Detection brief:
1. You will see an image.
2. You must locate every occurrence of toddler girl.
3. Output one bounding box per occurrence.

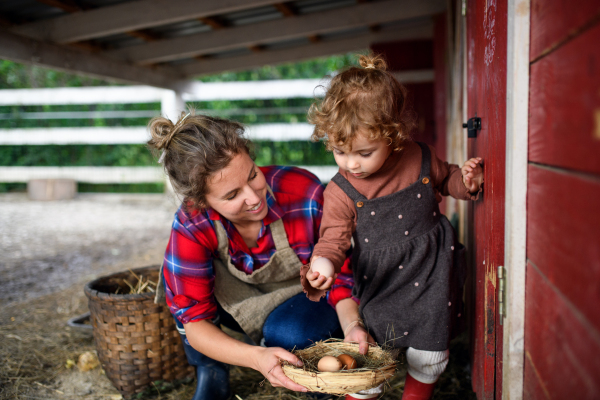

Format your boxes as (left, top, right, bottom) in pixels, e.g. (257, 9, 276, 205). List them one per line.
(300, 55, 483, 400)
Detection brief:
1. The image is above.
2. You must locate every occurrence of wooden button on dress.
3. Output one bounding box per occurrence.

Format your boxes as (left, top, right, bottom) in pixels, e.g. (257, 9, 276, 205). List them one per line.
(422, 177, 430, 184)
(357, 201, 364, 207)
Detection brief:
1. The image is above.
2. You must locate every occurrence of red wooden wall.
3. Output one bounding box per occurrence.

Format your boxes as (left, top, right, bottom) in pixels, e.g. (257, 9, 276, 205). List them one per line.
(433, 14, 448, 165)
(371, 30, 448, 210)
(525, 0, 600, 397)
(370, 39, 436, 148)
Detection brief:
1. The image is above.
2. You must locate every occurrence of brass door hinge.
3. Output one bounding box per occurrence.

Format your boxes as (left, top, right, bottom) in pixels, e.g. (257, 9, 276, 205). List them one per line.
(498, 265, 506, 325)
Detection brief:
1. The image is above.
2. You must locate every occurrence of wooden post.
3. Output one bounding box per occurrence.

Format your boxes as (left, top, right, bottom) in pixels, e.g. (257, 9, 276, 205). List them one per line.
(160, 90, 185, 200)
(503, 0, 529, 398)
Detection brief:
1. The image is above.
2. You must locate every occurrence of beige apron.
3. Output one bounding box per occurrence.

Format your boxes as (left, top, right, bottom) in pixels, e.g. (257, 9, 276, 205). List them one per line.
(155, 190, 304, 344)
(212, 215, 304, 344)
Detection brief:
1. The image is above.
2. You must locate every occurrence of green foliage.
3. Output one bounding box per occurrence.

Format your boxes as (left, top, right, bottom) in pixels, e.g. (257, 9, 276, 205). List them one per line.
(0, 144, 156, 167)
(0, 141, 333, 167)
(254, 141, 333, 166)
(78, 183, 165, 193)
(0, 59, 116, 89)
(0, 183, 26, 193)
(0, 103, 161, 128)
(0, 53, 361, 192)
(199, 53, 363, 82)
(0, 52, 362, 88)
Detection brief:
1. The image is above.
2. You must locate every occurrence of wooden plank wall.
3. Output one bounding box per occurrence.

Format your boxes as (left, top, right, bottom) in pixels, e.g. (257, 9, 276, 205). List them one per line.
(371, 39, 436, 147)
(371, 37, 448, 214)
(433, 13, 448, 215)
(526, 0, 600, 397)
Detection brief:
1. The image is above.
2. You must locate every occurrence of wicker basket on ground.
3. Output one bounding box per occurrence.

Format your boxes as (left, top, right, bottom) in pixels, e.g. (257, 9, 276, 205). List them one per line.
(84, 265, 194, 398)
(281, 339, 397, 395)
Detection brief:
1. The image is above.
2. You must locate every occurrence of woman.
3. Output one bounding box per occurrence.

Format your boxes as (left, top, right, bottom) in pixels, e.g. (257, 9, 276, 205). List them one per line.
(148, 112, 374, 400)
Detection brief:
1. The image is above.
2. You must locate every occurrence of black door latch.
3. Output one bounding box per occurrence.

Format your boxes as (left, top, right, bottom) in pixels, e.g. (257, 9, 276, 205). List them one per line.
(463, 117, 481, 138)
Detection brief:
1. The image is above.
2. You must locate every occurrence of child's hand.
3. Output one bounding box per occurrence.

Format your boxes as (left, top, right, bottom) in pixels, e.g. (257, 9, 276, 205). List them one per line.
(461, 157, 483, 193)
(307, 258, 337, 291)
(344, 322, 376, 355)
(307, 268, 336, 290)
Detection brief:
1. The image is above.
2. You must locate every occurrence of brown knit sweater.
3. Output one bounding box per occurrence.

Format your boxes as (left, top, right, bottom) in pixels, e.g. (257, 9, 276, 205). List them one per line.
(300, 140, 481, 300)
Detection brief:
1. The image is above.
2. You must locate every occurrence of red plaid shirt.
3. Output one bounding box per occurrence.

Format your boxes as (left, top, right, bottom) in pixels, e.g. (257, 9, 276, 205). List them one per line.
(163, 165, 354, 324)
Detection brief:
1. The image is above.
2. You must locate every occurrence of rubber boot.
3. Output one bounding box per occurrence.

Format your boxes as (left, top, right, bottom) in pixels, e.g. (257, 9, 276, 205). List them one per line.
(181, 336, 231, 400)
(401, 372, 436, 400)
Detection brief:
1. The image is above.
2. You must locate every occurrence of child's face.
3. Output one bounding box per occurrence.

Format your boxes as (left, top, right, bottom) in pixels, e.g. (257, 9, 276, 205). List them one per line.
(331, 132, 392, 179)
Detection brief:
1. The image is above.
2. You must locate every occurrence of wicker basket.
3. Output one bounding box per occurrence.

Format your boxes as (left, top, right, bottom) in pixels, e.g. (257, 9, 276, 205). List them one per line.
(281, 339, 396, 395)
(84, 265, 194, 398)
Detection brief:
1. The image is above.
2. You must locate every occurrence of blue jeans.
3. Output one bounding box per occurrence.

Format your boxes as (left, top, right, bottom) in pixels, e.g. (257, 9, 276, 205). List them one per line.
(262, 292, 343, 349)
(175, 292, 343, 351)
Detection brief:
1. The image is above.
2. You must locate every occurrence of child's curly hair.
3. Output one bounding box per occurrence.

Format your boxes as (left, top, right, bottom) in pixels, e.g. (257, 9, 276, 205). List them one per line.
(308, 54, 415, 152)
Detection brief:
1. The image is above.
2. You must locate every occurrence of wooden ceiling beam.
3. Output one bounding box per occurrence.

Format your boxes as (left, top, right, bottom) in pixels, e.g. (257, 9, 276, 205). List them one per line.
(34, 0, 88, 13)
(0, 29, 183, 89)
(126, 30, 162, 42)
(35, 1, 162, 47)
(307, 35, 321, 44)
(274, 3, 297, 17)
(10, 0, 284, 44)
(108, 0, 444, 65)
(0, 16, 14, 28)
(177, 22, 433, 78)
(198, 17, 227, 30)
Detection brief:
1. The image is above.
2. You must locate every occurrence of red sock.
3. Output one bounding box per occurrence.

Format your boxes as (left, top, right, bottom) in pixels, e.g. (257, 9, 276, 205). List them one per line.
(401, 372, 436, 400)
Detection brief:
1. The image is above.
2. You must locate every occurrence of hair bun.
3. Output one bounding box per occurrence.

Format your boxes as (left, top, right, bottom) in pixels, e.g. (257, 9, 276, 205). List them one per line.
(147, 117, 175, 150)
(358, 54, 387, 71)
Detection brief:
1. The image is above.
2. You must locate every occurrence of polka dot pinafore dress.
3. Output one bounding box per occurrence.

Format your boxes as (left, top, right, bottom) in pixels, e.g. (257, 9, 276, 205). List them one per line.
(331, 142, 466, 351)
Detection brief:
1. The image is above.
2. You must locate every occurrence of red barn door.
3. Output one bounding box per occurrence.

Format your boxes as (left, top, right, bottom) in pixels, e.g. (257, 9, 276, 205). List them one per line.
(465, 0, 507, 398)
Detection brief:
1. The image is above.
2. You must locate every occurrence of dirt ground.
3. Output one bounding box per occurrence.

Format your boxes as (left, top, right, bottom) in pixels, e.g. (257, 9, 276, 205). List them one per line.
(0, 193, 475, 400)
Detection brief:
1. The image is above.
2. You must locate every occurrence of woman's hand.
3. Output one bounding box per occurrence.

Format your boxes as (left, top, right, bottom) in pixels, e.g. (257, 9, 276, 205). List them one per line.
(250, 346, 307, 392)
(185, 320, 307, 392)
(344, 323, 375, 355)
(461, 157, 484, 193)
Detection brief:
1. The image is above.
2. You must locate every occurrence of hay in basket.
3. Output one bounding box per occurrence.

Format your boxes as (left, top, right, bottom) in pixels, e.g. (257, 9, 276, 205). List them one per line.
(280, 339, 397, 395)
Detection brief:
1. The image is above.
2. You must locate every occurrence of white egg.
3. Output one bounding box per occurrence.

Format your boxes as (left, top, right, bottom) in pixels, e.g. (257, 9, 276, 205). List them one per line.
(311, 257, 335, 278)
(317, 355, 342, 372)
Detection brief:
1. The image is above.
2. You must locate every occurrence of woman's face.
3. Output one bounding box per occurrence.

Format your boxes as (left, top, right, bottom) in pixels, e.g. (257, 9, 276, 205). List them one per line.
(204, 152, 269, 225)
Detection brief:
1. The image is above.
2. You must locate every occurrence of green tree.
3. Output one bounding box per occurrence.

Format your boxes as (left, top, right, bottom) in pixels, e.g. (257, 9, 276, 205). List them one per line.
(0, 52, 365, 192)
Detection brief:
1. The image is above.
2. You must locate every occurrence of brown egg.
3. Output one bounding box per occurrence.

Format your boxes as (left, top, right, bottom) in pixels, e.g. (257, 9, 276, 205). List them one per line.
(337, 354, 357, 370)
(317, 355, 342, 372)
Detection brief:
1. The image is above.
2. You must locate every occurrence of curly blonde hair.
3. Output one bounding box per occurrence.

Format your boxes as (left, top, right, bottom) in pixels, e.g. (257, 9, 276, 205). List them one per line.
(308, 54, 415, 152)
(147, 111, 251, 210)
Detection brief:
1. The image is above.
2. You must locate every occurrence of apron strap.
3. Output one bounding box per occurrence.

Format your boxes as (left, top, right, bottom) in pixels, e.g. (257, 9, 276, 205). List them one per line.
(269, 218, 291, 251)
(154, 261, 167, 304)
(416, 142, 432, 180)
(331, 172, 368, 202)
(263, 185, 293, 251)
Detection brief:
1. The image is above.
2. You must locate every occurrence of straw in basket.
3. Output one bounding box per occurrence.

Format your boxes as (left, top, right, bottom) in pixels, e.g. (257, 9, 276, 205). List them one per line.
(281, 339, 397, 395)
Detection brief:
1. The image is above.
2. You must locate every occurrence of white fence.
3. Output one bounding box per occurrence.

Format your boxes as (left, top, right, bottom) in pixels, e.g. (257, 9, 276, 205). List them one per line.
(0, 80, 339, 185)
